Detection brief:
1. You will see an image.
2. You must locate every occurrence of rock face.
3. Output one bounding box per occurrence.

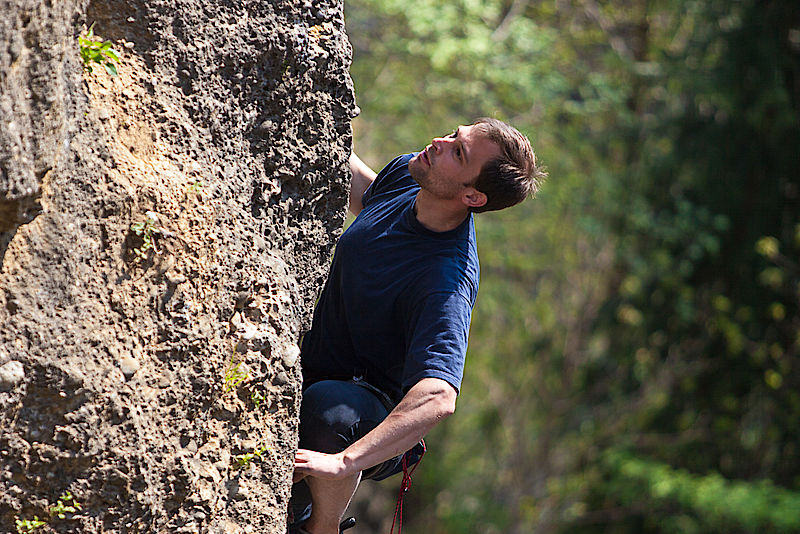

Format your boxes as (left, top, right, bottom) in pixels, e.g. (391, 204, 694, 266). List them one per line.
(0, 0, 356, 532)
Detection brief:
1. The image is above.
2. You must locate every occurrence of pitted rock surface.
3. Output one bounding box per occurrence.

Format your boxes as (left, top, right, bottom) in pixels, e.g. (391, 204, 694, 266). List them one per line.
(0, 0, 355, 532)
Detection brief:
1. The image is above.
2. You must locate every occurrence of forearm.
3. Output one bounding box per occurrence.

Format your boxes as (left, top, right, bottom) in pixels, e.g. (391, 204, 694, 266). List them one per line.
(340, 378, 456, 473)
(348, 152, 377, 216)
(293, 378, 457, 480)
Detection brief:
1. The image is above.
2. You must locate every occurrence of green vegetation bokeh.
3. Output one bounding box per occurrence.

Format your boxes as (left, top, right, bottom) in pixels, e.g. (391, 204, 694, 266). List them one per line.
(345, 0, 799, 532)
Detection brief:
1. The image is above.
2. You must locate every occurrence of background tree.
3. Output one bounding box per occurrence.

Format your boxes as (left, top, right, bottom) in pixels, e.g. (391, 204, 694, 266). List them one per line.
(345, 0, 800, 532)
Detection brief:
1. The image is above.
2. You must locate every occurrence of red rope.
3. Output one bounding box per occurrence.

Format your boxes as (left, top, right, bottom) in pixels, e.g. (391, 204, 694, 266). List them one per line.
(389, 440, 426, 534)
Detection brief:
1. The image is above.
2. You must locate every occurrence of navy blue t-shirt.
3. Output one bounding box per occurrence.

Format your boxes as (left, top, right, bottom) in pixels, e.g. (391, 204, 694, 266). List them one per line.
(300, 153, 480, 403)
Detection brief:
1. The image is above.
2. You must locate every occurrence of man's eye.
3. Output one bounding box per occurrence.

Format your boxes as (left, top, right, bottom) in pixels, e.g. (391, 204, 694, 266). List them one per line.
(455, 147, 462, 158)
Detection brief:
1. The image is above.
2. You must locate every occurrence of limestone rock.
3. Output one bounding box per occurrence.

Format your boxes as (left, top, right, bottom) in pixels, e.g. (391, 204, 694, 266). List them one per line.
(0, 360, 24, 391)
(0, 0, 355, 531)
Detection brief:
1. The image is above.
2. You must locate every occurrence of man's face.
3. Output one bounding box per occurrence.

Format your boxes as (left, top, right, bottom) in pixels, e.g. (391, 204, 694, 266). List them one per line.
(408, 124, 500, 202)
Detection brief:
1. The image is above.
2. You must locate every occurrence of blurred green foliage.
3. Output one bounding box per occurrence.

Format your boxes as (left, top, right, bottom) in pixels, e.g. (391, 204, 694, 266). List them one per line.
(604, 450, 800, 533)
(345, 0, 799, 532)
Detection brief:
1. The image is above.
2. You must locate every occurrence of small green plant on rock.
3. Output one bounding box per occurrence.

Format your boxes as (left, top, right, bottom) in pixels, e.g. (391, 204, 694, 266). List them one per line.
(15, 517, 46, 533)
(14, 491, 81, 533)
(250, 389, 266, 408)
(49, 491, 81, 520)
(79, 22, 120, 76)
(130, 213, 158, 260)
(233, 445, 269, 469)
(223, 361, 249, 393)
(187, 179, 204, 194)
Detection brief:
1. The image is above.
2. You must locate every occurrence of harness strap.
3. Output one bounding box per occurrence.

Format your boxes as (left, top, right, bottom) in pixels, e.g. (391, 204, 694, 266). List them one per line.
(389, 438, 426, 534)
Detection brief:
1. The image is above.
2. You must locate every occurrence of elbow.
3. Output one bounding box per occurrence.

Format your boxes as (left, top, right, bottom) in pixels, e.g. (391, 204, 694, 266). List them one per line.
(439, 402, 456, 420)
(434, 388, 457, 420)
(413, 378, 457, 422)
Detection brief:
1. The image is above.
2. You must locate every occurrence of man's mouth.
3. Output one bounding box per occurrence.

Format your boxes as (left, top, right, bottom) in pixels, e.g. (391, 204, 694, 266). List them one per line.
(421, 148, 430, 166)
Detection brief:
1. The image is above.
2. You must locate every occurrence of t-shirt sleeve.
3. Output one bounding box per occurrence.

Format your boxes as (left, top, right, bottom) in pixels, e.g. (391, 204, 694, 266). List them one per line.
(402, 291, 473, 395)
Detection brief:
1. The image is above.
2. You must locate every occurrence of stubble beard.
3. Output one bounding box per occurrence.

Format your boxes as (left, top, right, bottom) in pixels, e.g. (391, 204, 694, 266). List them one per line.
(408, 156, 429, 188)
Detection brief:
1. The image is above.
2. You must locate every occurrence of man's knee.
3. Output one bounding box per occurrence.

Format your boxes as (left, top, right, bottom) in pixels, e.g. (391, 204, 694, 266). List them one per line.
(299, 380, 389, 454)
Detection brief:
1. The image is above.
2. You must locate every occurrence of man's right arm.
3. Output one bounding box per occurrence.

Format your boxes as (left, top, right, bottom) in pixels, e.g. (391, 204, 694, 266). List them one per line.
(349, 152, 377, 216)
(293, 377, 457, 481)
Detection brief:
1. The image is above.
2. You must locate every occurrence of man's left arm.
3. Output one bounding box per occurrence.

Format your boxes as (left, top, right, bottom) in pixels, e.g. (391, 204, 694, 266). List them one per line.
(294, 377, 456, 480)
(349, 152, 377, 216)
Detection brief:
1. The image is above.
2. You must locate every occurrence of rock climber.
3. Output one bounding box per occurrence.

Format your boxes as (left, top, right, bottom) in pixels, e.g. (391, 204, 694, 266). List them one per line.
(289, 118, 545, 534)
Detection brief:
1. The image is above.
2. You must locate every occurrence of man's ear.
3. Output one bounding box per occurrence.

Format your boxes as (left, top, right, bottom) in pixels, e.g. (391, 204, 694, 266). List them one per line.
(462, 188, 487, 209)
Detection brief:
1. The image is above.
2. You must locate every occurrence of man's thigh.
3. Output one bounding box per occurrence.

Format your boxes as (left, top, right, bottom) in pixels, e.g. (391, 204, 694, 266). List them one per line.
(298, 379, 400, 478)
(291, 380, 399, 525)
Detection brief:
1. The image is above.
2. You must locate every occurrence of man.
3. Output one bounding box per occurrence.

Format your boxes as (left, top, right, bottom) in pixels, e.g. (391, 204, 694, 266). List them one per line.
(291, 118, 545, 534)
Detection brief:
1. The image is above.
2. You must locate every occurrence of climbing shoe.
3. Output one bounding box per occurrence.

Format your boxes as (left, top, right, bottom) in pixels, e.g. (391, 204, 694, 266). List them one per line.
(290, 516, 356, 534)
(339, 517, 356, 531)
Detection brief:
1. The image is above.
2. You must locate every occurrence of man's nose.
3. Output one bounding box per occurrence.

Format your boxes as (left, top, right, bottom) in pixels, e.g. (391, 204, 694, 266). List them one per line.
(432, 137, 452, 150)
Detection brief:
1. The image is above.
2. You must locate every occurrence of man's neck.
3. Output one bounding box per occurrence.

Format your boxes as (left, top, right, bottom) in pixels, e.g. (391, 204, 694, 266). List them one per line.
(413, 191, 470, 233)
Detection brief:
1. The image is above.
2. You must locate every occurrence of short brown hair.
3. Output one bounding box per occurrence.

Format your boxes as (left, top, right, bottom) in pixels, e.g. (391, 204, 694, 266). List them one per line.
(470, 118, 546, 213)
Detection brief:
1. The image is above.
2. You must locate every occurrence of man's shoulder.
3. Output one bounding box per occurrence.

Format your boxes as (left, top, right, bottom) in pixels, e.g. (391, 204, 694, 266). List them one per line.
(382, 153, 415, 174)
(408, 244, 480, 307)
(363, 153, 418, 205)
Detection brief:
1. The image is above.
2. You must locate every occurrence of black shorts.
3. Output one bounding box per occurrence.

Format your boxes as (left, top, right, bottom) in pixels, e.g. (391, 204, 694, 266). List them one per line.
(290, 379, 423, 525)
